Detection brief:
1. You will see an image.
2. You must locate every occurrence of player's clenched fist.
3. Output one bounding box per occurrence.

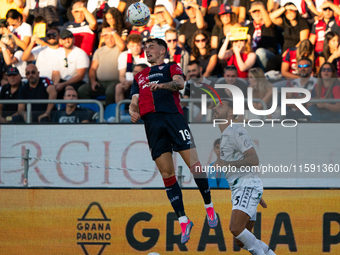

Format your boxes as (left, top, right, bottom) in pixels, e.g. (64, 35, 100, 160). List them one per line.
(130, 111, 141, 123)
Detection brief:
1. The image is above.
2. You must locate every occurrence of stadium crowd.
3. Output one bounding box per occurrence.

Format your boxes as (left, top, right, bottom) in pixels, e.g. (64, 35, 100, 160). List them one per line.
(1, 0, 340, 123)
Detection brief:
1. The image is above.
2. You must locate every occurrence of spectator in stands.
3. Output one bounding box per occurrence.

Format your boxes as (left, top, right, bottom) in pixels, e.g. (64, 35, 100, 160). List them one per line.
(178, 1, 208, 52)
(218, 32, 256, 78)
(0, 33, 26, 77)
(308, 62, 340, 121)
(21, 27, 60, 79)
(129, 22, 151, 45)
(207, 138, 229, 188)
(98, 8, 126, 49)
(165, 29, 190, 75)
(211, 4, 241, 50)
(23, 0, 59, 26)
(318, 31, 340, 77)
(282, 39, 315, 79)
(184, 60, 214, 121)
(286, 58, 317, 120)
(0, 67, 22, 123)
(191, 30, 219, 77)
(78, 27, 120, 106)
(215, 65, 248, 99)
(13, 63, 57, 123)
(239, 0, 275, 24)
(155, 0, 183, 18)
(6, 9, 32, 50)
(62, 1, 97, 56)
(247, 2, 277, 70)
(150, 5, 177, 41)
(87, 0, 125, 18)
(115, 34, 148, 104)
(309, 0, 340, 56)
(52, 87, 90, 123)
(51, 29, 90, 98)
(0, 0, 24, 20)
(269, 2, 310, 54)
(248, 67, 273, 110)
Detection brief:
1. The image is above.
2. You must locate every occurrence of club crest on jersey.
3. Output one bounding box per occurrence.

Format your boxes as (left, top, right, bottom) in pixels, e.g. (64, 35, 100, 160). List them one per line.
(159, 66, 164, 70)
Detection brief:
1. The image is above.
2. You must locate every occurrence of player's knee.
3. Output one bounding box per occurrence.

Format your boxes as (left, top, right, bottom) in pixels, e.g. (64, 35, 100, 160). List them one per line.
(229, 224, 244, 237)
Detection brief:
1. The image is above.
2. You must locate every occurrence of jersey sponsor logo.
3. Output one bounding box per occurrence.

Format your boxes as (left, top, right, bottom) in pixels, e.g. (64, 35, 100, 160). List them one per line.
(244, 139, 252, 148)
(148, 73, 163, 79)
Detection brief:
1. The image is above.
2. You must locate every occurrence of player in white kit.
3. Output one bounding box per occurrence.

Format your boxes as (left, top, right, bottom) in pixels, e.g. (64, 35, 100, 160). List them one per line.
(213, 99, 275, 255)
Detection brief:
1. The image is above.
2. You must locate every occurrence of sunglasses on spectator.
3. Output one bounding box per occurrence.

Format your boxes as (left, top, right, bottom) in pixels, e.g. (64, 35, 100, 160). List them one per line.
(195, 38, 206, 43)
(321, 67, 333, 72)
(26, 71, 36, 75)
(298, 64, 311, 68)
(64, 58, 68, 68)
(167, 39, 177, 43)
(323, 7, 332, 11)
(46, 32, 57, 38)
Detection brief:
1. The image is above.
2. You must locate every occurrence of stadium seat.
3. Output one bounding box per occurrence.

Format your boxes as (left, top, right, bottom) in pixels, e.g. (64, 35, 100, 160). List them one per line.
(78, 103, 100, 112)
(104, 103, 134, 123)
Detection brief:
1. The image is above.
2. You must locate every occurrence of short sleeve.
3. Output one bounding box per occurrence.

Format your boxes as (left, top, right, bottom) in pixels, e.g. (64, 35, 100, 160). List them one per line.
(170, 63, 185, 79)
(118, 51, 128, 70)
(129, 78, 139, 98)
(299, 18, 310, 31)
(311, 23, 317, 35)
(239, 0, 246, 7)
(211, 25, 219, 37)
(92, 47, 100, 62)
(14, 50, 24, 62)
(76, 48, 90, 69)
(283, 49, 291, 62)
(31, 45, 44, 60)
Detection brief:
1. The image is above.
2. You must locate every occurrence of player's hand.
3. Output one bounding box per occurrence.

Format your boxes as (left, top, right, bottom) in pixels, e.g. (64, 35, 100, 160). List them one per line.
(91, 81, 100, 91)
(130, 111, 141, 123)
(149, 83, 163, 91)
(259, 198, 267, 208)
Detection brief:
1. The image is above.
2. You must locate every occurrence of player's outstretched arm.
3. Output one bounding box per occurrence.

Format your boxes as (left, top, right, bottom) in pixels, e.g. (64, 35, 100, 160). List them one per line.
(149, 75, 184, 91)
(129, 95, 141, 123)
(215, 147, 259, 169)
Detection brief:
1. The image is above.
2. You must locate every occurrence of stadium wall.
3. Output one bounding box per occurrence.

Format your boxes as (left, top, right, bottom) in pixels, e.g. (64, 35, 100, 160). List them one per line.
(0, 189, 339, 255)
(0, 123, 340, 188)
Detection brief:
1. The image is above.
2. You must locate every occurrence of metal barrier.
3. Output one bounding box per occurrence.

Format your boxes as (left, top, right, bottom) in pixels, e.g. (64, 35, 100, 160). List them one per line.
(114, 98, 268, 123)
(0, 99, 104, 123)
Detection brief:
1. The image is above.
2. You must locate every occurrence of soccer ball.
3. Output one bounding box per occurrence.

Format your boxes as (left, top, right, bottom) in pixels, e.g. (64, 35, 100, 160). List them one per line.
(127, 2, 151, 26)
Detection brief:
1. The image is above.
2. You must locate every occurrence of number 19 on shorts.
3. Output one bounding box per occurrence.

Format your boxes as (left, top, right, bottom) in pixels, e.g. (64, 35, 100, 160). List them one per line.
(179, 129, 191, 141)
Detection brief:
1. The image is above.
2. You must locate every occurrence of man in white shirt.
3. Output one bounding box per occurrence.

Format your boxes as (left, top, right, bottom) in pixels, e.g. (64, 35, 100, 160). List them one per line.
(51, 29, 90, 98)
(22, 27, 60, 79)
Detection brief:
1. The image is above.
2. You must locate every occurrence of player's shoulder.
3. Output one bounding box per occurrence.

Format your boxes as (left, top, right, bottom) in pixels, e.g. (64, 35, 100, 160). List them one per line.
(226, 124, 250, 137)
(134, 66, 152, 83)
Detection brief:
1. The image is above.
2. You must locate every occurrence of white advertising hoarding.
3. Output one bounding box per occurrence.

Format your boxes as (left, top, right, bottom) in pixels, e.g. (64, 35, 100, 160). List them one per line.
(0, 124, 339, 188)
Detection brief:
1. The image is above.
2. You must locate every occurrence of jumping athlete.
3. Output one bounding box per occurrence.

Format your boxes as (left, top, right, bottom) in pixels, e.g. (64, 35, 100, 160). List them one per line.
(213, 99, 275, 255)
(129, 38, 218, 244)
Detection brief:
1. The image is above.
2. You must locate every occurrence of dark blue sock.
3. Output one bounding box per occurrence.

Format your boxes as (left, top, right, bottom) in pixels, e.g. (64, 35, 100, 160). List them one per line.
(163, 176, 185, 218)
(190, 162, 211, 205)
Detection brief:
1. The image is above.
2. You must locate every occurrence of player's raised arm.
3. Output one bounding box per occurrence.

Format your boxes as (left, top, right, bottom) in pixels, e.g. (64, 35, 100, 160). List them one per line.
(216, 147, 259, 169)
(149, 74, 185, 91)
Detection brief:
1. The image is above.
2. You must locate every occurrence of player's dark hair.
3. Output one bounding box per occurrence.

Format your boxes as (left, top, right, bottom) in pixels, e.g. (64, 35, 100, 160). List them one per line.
(145, 38, 168, 57)
(213, 138, 220, 147)
(220, 98, 238, 119)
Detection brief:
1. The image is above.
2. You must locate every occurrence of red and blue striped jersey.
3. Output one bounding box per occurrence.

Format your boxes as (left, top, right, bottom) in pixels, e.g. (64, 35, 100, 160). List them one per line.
(130, 63, 185, 117)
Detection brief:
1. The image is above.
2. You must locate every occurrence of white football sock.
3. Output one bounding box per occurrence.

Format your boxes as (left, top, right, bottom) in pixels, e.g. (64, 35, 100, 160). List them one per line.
(178, 216, 188, 224)
(258, 240, 276, 255)
(236, 229, 265, 255)
(204, 202, 213, 208)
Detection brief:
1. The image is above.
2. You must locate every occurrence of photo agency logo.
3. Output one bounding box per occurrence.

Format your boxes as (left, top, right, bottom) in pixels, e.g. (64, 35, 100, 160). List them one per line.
(200, 83, 312, 127)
